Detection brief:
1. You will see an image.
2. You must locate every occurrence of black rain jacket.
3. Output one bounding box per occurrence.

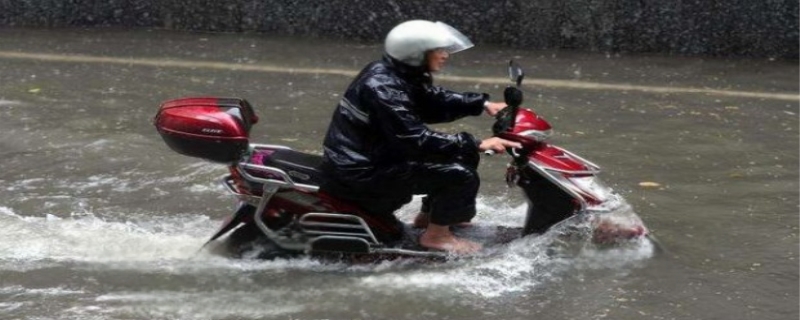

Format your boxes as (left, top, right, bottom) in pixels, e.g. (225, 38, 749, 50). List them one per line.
(321, 55, 488, 186)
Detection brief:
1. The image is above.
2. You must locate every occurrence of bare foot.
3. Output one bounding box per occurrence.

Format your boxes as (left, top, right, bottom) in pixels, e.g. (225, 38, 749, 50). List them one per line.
(419, 224, 482, 254)
(412, 212, 473, 229)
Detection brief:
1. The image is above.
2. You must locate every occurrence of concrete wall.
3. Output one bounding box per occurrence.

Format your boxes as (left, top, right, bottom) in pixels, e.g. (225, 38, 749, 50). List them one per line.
(1, 0, 797, 58)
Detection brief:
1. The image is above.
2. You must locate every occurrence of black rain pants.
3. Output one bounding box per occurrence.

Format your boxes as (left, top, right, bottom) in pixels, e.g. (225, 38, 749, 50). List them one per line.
(323, 154, 480, 226)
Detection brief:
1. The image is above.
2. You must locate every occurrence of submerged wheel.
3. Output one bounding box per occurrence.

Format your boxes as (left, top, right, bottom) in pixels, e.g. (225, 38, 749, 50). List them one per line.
(224, 222, 299, 260)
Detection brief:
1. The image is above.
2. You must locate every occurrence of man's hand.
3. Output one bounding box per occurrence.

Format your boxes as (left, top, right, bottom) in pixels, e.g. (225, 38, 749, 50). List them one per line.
(483, 101, 507, 117)
(479, 137, 522, 153)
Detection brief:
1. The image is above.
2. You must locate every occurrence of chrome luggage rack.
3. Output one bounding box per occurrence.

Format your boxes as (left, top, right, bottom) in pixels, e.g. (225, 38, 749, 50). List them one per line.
(220, 144, 452, 258)
(219, 144, 380, 253)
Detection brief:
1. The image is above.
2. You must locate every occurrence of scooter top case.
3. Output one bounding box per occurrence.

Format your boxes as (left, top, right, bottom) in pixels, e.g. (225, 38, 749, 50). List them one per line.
(154, 97, 258, 163)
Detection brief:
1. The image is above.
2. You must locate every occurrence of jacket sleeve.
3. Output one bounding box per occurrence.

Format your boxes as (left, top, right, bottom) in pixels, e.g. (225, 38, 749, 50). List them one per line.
(415, 85, 488, 124)
(364, 82, 480, 157)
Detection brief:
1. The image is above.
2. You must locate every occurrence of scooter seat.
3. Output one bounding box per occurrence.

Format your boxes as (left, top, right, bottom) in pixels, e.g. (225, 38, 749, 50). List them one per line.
(261, 149, 326, 186)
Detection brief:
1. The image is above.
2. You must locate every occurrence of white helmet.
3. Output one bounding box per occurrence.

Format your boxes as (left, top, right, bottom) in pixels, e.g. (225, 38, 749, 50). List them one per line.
(384, 20, 474, 67)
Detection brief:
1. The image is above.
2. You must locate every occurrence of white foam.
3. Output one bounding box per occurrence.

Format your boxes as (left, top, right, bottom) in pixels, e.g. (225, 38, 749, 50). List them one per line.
(91, 290, 306, 319)
(82, 139, 113, 150)
(0, 302, 24, 313)
(0, 207, 208, 266)
(0, 285, 84, 296)
(0, 207, 347, 274)
(0, 99, 23, 107)
(358, 226, 566, 298)
(362, 194, 655, 297)
(13, 162, 229, 195)
(4, 178, 46, 191)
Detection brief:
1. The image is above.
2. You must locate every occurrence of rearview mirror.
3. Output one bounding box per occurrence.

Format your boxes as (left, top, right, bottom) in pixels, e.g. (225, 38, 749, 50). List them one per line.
(504, 60, 524, 108)
(508, 60, 524, 87)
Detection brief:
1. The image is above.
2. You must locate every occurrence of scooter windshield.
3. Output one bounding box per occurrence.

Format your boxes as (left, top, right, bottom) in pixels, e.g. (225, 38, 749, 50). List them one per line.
(436, 21, 474, 54)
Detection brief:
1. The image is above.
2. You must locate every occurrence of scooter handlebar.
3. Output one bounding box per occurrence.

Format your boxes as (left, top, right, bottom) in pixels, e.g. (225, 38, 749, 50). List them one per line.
(484, 147, 521, 156)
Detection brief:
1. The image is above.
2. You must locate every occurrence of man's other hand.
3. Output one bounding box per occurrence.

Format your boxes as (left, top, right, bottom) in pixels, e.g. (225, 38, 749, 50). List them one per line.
(484, 101, 508, 117)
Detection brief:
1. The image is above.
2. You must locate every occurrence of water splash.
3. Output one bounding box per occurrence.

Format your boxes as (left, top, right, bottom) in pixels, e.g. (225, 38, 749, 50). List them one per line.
(0, 206, 207, 266)
(358, 195, 654, 297)
(0, 193, 654, 298)
(0, 207, 353, 274)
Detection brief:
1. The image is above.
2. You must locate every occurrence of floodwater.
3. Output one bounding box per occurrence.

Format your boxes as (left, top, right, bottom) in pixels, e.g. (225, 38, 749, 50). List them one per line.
(0, 28, 797, 320)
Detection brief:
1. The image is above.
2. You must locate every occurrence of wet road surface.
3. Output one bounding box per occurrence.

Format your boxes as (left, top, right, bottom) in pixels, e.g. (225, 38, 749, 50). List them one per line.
(0, 28, 797, 320)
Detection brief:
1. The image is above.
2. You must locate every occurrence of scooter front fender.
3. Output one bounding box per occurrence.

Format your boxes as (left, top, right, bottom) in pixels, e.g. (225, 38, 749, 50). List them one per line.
(525, 145, 612, 210)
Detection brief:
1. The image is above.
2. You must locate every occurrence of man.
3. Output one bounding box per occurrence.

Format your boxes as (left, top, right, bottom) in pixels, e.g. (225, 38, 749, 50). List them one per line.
(321, 20, 520, 254)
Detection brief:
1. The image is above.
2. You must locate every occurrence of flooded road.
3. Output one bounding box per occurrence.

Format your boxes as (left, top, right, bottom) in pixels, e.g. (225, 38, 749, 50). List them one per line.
(0, 28, 797, 320)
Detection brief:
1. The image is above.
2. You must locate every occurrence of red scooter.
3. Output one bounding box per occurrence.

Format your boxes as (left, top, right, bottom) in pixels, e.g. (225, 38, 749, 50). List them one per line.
(154, 62, 648, 260)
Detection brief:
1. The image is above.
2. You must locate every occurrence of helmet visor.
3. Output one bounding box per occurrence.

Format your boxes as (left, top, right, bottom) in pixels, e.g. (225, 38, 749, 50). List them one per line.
(435, 21, 474, 54)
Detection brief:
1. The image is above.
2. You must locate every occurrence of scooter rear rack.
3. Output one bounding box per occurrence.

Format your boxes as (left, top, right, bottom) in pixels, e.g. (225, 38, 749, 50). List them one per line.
(219, 144, 454, 258)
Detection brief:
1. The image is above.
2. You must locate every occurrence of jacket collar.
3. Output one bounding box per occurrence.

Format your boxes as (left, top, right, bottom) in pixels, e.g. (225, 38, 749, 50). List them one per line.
(382, 54, 432, 85)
